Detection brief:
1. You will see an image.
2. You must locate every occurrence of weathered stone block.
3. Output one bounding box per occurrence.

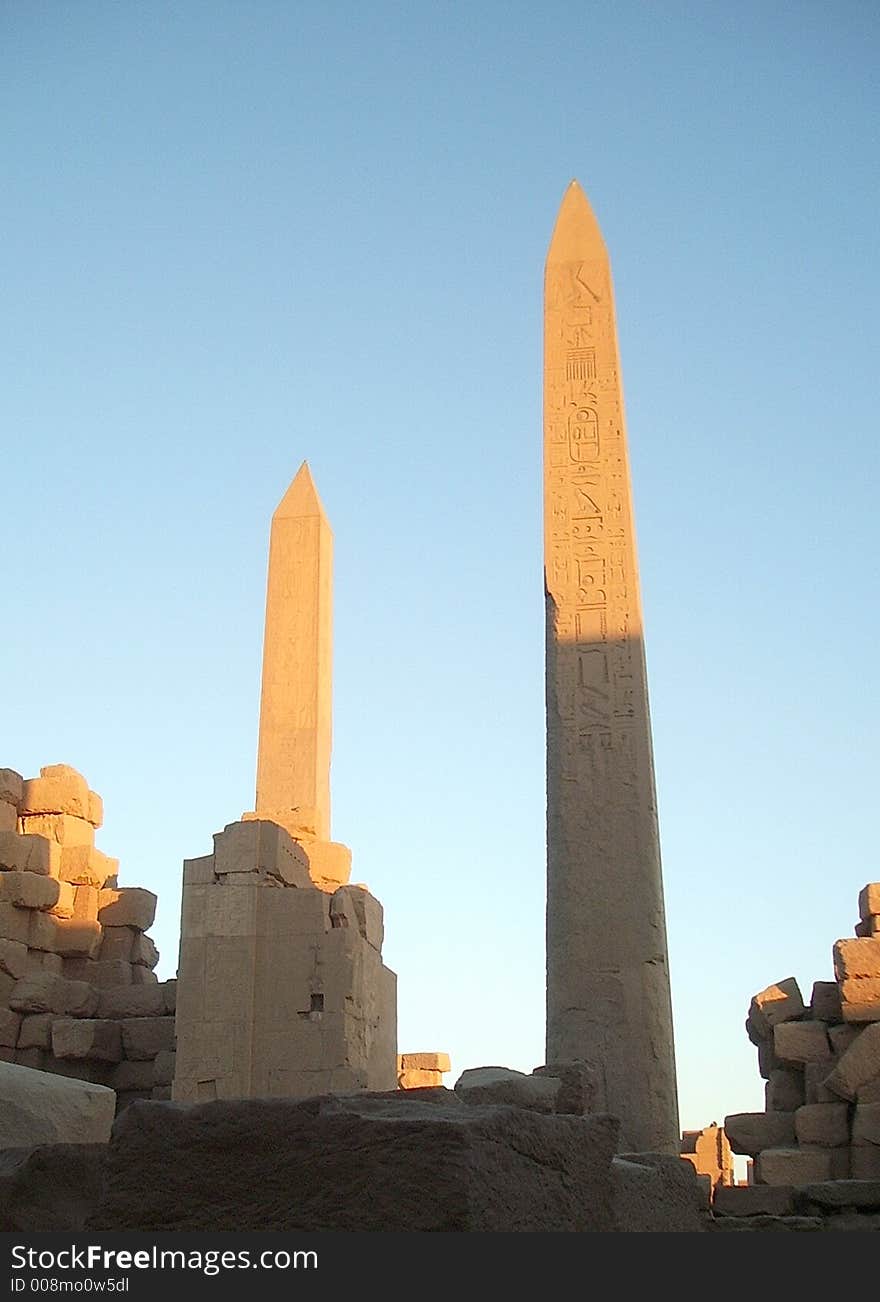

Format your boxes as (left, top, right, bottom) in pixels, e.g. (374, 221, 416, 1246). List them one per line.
(0, 1142, 107, 1232)
(52, 1019, 122, 1063)
(97, 887, 156, 932)
(714, 1184, 795, 1216)
(9, 974, 97, 1018)
(204, 881, 260, 938)
(611, 1155, 705, 1231)
(794, 1102, 849, 1147)
(0, 832, 58, 877)
(455, 1066, 560, 1113)
(835, 938, 880, 980)
(0, 770, 23, 807)
(99, 926, 134, 963)
(183, 855, 215, 885)
(18, 814, 94, 847)
(29, 913, 101, 958)
(15, 1048, 46, 1071)
(88, 1096, 620, 1231)
(839, 977, 880, 1023)
(302, 840, 352, 891)
(132, 966, 159, 987)
(724, 1112, 796, 1157)
(0, 872, 74, 917)
(850, 1147, 880, 1178)
(0, 938, 29, 981)
(811, 981, 843, 1023)
(40, 1057, 114, 1088)
(71, 885, 100, 921)
(0, 1009, 21, 1048)
(20, 768, 90, 820)
(110, 1060, 163, 1092)
(24, 951, 62, 977)
(532, 1061, 602, 1115)
(398, 1068, 444, 1088)
(400, 1052, 451, 1072)
(757, 1147, 832, 1185)
(121, 1017, 175, 1061)
(59, 846, 117, 888)
(851, 1103, 880, 1146)
(152, 1050, 175, 1087)
(330, 885, 382, 949)
(0, 903, 30, 945)
(766, 1067, 805, 1112)
(0, 802, 17, 833)
(96, 985, 165, 1019)
(802, 1143, 850, 1179)
(0, 1061, 115, 1148)
(131, 933, 159, 969)
(824, 1023, 880, 1100)
(747, 979, 805, 1042)
(829, 1022, 861, 1055)
(213, 821, 310, 887)
(774, 1020, 831, 1065)
(86, 791, 103, 828)
(859, 884, 880, 921)
(16, 1014, 53, 1050)
(804, 1062, 837, 1104)
(255, 883, 328, 938)
(858, 1073, 880, 1102)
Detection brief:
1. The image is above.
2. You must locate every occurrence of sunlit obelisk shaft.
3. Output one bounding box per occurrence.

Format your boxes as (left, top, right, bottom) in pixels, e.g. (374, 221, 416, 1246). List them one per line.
(255, 461, 332, 840)
(544, 182, 678, 1152)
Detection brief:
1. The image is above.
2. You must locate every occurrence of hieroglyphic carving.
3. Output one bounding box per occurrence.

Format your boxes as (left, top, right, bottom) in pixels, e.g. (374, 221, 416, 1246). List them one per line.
(544, 182, 678, 1153)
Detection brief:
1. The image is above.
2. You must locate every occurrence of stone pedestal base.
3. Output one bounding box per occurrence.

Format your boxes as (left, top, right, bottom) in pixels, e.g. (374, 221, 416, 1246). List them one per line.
(172, 820, 396, 1102)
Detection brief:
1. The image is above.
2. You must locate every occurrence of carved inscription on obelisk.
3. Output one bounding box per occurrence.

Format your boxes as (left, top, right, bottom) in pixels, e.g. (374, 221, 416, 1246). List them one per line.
(544, 181, 679, 1152)
(255, 461, 332, 840)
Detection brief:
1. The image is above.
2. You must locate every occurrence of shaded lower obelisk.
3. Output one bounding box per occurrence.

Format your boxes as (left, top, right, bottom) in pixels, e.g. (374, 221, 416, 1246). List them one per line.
(173, 463, 397, 1102)
(544, 181, 679, 1152)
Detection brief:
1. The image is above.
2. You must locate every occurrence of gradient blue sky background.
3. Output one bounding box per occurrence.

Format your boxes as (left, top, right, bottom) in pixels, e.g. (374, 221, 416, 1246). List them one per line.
(3, 2, 878, 1131)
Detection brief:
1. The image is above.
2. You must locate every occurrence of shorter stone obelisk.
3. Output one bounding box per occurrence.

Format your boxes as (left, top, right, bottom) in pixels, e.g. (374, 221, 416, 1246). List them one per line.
(256, 461, 332, 841)
(173, 463, 397, 1103)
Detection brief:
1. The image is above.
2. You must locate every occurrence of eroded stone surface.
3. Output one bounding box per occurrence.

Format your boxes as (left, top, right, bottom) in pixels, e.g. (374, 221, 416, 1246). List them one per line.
(0, 1062, 114, 1149)
(89, 1096, 620, 1231)
(0, 1143, 107, 1231)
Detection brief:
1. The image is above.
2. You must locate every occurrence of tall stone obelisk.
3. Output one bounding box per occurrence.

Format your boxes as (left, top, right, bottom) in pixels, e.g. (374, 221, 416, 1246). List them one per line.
(255, 461, 332, 840)
(544, 181, 679, 1152)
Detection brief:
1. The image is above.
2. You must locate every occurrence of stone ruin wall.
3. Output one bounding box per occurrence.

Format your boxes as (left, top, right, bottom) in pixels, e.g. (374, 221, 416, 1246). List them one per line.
(0, 765, 175, 1112)
(0, 762, 442, 1115)
(724, 882, 880, 1188)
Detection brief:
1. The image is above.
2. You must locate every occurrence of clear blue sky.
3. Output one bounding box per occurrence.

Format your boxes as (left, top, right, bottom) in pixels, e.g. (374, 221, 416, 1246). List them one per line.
(3, 1, 878, 1132)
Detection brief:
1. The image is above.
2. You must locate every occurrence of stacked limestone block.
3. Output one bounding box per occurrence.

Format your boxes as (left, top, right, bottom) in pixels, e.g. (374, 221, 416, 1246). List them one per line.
(0, 765, 173, 1114)
(680, 1124, 734, 1201)
(242, 806, 352, 893)
(725, 883, 880, 1186)
(397, 1052, 451, 1089)
(173, 819, 397, 1102)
